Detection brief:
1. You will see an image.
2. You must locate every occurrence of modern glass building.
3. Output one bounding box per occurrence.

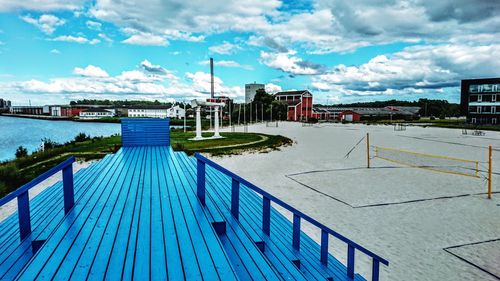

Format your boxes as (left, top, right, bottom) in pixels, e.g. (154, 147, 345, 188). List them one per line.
(460, 78, 500, 124)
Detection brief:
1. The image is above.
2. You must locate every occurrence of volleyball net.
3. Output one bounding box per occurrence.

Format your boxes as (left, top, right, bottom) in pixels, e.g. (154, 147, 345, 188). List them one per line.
(374, 146, 480, 178)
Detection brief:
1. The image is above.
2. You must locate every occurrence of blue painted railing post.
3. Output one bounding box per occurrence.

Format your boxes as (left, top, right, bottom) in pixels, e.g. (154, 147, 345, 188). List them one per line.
(372, 259, 380, 281)
(292, 214, 301, 251)
(262, 197, 271, 236)
(320, 229, 329, 265)
(347, 244, 355, 278)
(231, 179, 240, 219)
(17, 191, 31, 241)
(62, 164, 74, 214)
(197, 158, 206, 206)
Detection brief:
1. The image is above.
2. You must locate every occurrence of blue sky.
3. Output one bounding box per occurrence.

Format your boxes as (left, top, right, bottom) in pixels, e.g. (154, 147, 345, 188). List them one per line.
(0, 0, 498, 105)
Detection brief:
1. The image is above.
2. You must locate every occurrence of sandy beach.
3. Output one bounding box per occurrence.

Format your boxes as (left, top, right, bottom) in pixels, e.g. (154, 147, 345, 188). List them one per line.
(216, 122, 500, 280)
(0, 160, 94, 222)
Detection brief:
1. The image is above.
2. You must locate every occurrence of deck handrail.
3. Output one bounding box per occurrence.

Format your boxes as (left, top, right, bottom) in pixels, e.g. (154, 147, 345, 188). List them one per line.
(0, 156, 75, 241)
(195, 153, 389, 281)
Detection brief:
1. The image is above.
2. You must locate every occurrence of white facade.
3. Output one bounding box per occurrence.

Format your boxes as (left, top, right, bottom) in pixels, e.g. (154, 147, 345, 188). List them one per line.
(245, 83, 265, 103)
(79, 109, 114, 119)
(166, 105, 185, 119)
(128, 108, 169, 118)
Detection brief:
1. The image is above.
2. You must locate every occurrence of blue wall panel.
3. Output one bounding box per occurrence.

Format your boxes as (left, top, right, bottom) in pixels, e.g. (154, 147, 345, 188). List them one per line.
(121, 118, 170, 147)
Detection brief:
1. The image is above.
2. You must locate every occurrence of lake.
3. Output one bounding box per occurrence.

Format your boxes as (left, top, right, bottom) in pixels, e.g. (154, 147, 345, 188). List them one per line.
(0, 116, 121, 161)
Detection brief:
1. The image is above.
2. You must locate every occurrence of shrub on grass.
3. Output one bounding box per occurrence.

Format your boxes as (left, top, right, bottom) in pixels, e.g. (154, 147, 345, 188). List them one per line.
(74, 132, 91, 142)
(15, 146, 28, 159)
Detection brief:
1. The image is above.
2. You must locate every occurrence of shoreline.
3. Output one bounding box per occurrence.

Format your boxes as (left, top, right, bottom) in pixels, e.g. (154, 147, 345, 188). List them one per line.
(0, 113, 120, 123)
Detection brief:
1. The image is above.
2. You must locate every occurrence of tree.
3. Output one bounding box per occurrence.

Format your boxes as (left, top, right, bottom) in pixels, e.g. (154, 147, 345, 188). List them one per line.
(15, 146, 28, 158)
(74, 132, 90, 142)
(41, 138, 60, 150)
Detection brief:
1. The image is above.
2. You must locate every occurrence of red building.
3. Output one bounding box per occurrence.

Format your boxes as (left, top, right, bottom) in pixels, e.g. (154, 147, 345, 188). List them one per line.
(275, 90, 314, 121)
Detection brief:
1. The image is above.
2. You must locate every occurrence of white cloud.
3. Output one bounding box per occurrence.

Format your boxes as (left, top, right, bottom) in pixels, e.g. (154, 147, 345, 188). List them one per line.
(265, 83, 282, 94)
(21, 14, 65, 34)
(122, 33, 167, 46)
(52, 35, 100, 44)
(312, 44, 500, 96)
(73, 65, 109, 77)
(0, 0, 84, 12)
(185, 71, 243, 98)
(50, 49, 60, 54)
(199, 60, 253, 70)
(90, 0, 281, 35)
(209, 41, 241, 54)
(140, 59, 166, 74)
(86, 20, 102, 31)
(98, 33, 112, 42)
(1, 62, 244, 103)
(260, 50, 324, 75)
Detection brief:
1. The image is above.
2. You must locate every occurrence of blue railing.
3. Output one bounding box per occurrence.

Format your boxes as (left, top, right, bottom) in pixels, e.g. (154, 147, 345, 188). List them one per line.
(0, 157, 75, 241)
(195, 153, 389, 281)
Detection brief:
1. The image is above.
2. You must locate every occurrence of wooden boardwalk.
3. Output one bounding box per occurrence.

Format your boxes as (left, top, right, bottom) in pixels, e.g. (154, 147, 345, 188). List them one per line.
(0, 119, 388, 280)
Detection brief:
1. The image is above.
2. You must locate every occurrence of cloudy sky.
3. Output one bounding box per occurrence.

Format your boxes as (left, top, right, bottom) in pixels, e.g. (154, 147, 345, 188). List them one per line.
(0, 0, 498, 105)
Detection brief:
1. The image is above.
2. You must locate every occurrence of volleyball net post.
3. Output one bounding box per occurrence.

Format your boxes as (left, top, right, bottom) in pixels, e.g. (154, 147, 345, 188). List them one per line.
(366, 133, 370, 169)
(488, 145, 492, 199)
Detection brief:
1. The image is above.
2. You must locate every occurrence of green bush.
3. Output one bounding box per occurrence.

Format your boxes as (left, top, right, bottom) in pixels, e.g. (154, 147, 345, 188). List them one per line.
(74, 132, 91, 142)
(15, 146, 28, 158)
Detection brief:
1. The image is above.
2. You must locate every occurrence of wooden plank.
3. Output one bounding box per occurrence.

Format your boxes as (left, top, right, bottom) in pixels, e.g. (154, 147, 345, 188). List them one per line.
(162, 147, 237, 280)
(157, 147, 203, 280)
(0, 155, 116, 279)
(201, 159, 359, 280)
(86, 147, 145, 279)
(60, 147, 144, 279)
(16, 149, 127, 279)
(102, 147, 148, 279)
(39, 148, 133, 279)
(181, 153, 359, 280)
(175, 152, 311, 280)
(149, 146, 168, 280)
(132, 146, 153, 279)
(169, 149, 285, 280)
(121, 119, 170, 147)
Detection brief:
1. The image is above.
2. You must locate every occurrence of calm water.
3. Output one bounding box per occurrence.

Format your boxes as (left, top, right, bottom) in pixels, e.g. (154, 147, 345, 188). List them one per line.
(0, 116, 121, 161)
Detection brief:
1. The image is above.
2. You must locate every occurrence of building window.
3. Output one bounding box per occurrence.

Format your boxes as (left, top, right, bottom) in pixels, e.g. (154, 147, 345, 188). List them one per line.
(478, 95, 482, 102)
(493, 95, 497, 102)
(493, 118, 497, 125)
(472, 118, 476, 124)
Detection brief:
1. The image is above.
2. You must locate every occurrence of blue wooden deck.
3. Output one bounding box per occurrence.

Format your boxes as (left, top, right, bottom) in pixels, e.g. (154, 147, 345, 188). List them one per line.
(0, 119, 388, 280)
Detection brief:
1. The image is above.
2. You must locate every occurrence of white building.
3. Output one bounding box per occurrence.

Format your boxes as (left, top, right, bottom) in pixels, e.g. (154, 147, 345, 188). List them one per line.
(79, 108, 115, 119)
(245, 83, 265, 103)
(128, 107, 169, 118)
(166, 105, 185, 119)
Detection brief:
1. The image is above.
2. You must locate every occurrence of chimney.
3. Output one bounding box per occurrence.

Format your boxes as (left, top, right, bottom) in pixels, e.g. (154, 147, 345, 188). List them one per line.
(210, 58, 214, 98)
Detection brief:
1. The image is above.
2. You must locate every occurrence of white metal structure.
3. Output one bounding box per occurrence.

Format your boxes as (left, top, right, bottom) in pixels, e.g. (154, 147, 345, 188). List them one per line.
(190, 99, 226, 141)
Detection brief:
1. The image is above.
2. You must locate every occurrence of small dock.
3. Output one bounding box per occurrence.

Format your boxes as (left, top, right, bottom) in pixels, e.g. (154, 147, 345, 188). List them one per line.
(0, 119, 388, 280)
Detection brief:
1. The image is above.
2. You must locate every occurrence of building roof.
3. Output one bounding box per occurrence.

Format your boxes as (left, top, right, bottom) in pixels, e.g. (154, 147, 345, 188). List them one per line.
(81, 108, 112, 113)
(127, 105, 171, 109)
(386, 106, 420, 114)
(275, 90, 311, 96)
